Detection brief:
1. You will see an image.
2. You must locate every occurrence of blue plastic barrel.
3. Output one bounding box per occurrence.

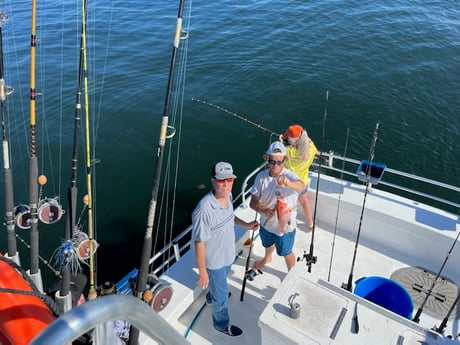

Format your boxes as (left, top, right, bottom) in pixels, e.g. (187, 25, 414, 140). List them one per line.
(354, 276, 414, 318)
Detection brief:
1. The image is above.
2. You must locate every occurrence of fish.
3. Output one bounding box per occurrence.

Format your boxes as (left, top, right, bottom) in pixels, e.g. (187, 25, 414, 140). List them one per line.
(276, 194, 291, 233)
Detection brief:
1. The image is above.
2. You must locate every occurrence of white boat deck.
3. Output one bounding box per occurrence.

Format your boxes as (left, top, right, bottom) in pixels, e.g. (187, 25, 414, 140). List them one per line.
(143, 173, 460, 344)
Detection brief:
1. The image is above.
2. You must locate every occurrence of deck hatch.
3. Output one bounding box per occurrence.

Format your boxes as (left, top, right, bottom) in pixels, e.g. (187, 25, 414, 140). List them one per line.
(391, 267, 459, 320)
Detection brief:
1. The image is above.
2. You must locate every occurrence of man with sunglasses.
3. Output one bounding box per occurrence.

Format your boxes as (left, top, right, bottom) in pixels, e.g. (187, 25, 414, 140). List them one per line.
(249, 141, 305, 272)
(192, 161, 259, 337)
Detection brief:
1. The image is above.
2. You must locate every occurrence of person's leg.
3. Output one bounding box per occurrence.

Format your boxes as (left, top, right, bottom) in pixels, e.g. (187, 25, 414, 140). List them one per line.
(275, 230, 296, 271)
(284, 252, 296, 270)
(253, 244, 275, 271)
(253, 227, 275, 270)
(207, 266, 230, 331)
(298, 191, 313, 229)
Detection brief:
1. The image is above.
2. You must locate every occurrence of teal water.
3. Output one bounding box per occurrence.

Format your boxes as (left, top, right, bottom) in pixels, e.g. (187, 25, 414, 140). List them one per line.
(0, 0, 459, 284)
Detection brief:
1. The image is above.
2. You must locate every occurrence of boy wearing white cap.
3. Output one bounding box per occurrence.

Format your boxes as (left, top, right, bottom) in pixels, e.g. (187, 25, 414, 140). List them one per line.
(249, 141, 305, 272)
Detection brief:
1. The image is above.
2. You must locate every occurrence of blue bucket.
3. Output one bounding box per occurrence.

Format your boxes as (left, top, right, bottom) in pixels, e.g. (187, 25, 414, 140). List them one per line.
(354, 276, 414, 318)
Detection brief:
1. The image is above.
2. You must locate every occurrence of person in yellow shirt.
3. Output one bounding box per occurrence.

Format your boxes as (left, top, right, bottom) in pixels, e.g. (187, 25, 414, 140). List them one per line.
(279, 125, 318, 230)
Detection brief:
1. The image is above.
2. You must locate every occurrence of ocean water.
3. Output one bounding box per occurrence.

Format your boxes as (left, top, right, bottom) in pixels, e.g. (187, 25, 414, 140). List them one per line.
(0, 0, 459, 284)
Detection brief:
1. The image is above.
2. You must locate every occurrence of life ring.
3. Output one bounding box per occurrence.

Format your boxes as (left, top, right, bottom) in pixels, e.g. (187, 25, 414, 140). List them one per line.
(0, 254, 55, 344)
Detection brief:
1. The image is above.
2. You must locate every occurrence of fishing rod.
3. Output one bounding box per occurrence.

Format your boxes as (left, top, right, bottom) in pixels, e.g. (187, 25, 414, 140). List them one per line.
(432, 289, 460, 335)
(80, 0, 98, 301)
(342, 122, 379, 292)
(412, 228, 460, 323)
(130, 0, 186, 344)
(28, 0, 43, 290)
(193, 98, 279, 137)
(327, 128, 349, 282)
(298, 90, 329, 273)
(240, 227, 257, 301)
(240, 174, 265, 302)
(0, 12, 19, 263)
(56, 0, 89, 312)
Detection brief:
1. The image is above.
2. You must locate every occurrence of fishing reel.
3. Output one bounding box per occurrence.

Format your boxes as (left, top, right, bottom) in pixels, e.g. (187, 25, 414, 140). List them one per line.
(297, 250, 317, 267)
(96, 281, 118, 296)
(143, 274, 173, 312)
(245, 268, 263, 281)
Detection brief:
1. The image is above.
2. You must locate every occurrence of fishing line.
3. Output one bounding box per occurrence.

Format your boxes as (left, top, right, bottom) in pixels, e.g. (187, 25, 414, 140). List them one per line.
(14, 233, 61, 278)
(412, 228, 460, 323)
(342, 122, 380, 292)
(327, 128, 349, 282)
(193, 98, 279, 137)
(298, 90, 329, 273)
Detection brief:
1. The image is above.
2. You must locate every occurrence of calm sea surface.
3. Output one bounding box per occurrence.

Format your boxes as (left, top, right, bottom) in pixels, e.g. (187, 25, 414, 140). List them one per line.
(0, 0, 459, 283)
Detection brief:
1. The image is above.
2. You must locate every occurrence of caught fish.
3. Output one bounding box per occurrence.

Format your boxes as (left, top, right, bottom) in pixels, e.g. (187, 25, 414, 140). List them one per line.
(277, 194, 290, 233)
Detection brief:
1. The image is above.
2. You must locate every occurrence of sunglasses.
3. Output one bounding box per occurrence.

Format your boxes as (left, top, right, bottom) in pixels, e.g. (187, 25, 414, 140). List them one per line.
(216, 177, 235, 184)
(268, 159, 285, 166)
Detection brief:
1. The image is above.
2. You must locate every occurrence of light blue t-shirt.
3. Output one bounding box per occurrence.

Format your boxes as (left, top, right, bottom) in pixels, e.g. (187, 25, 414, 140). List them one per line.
(191, 192, 235, 270)
(250, 168, 300, 235)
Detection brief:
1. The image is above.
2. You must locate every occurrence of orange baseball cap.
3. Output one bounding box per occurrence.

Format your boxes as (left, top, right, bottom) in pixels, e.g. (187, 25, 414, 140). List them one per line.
(283, 125, 303, 138)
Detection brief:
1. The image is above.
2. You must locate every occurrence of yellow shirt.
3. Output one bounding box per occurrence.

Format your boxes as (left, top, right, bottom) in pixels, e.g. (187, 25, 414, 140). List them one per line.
(285, 141, 317, 185)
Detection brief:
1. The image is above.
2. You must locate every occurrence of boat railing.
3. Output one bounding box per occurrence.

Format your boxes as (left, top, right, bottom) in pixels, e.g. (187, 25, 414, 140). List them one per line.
(238, 162, 267, 207)
(148, 227, 193, 275)
(318, 151, 460, 210)
(151, 153, 458, 277)
(31, 295, 191, 345)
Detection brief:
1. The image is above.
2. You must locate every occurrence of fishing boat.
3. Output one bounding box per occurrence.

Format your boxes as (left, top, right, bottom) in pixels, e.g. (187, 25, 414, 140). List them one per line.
(1, 1, 460, 345)
(29, 146, 460, 344)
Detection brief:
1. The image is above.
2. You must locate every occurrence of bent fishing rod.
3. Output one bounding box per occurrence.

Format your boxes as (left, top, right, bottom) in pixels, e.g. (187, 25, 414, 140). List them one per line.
(298, 90, 329, 273)
(327, 128, 349, 282)
(193, 98, 279, 137)
(412, 227, 460, 323)
(342, 122, 380, 292)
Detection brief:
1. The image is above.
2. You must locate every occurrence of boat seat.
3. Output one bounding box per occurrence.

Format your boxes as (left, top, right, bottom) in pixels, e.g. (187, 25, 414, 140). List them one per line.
(158, 223, 250, 323)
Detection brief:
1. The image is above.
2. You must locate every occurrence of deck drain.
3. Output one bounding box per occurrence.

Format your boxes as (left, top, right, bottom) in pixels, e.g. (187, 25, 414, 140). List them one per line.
(390, 267, 459, 320)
